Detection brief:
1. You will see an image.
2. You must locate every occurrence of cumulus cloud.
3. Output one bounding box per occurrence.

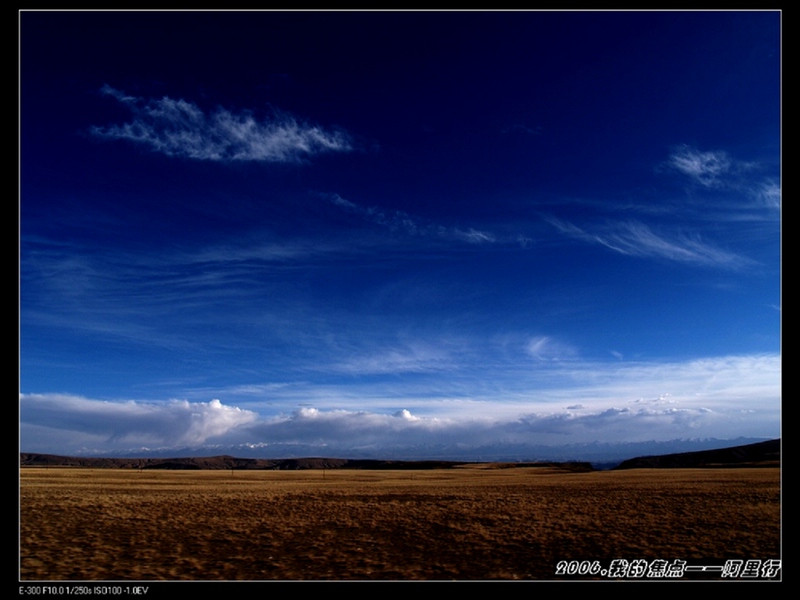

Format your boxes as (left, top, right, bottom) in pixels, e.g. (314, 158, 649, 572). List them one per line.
(20, 394, 257, 448)
(242, 406, 456, 450)
(91, 86, 352, 162)
(19, 352, 779, 456)
(247, 401, 748, 451)
(394, 409, 420, 421)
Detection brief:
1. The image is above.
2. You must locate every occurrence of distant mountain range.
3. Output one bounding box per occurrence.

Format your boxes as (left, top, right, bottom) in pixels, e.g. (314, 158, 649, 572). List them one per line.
(18, 453, 592, 472)
(20, 438, 779, 471)
(22, 436, 775, 465)
(613, 438, 779, 469)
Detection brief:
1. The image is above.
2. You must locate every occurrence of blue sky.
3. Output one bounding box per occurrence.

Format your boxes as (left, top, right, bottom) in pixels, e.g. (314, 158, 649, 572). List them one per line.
(19, 10, 781, 459)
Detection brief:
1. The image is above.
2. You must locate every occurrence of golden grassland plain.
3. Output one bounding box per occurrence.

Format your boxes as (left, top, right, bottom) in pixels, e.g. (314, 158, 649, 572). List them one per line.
(20, 466, 780, 580)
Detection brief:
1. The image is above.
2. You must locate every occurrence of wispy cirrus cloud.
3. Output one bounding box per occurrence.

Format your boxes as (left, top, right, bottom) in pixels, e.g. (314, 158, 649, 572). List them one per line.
(667, 146, 736, 188)
(526, 336, 578, 362)
(548, 217, 751, 270)
(91, 85, 352, 162)
(328, 193, 503, 245)
(665, 146, 780, 211)
(756, 180, 781, 210)
(327, 344, 455, 375)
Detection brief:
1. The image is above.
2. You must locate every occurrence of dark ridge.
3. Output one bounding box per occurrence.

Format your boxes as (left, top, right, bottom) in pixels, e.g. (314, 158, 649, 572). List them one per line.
(612, 438, 780, 470)
(19, 453, 594, 472)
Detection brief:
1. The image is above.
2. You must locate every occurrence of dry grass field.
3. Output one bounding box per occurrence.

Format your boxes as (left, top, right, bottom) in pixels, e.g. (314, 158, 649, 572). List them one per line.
(20, 466, 780, 580)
